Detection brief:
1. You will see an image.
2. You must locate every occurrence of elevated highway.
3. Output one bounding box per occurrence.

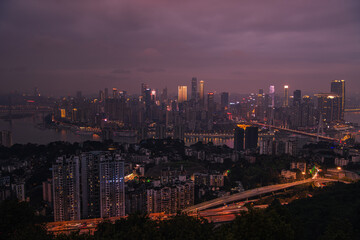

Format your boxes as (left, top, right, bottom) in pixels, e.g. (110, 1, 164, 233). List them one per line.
(183, 178, 340, 213)
(250, 122, 338, 142)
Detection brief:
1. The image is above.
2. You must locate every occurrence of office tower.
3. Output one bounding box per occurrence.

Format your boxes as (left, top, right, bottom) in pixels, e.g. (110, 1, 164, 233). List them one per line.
(191, 77, 197, 101)
(34, 87, 40, 97)
(99, 90, 105, 102)
(76, 91, 82, 99)
(207, 92, 215, 113)
(199, 80, 205, 107)
(141, 83, 148, 97)
(283, 85, 289, 107)
(178, 86, 188, 103)
(331, 80, 345, 119)
(221, 92, 229, 110)
(104, 88, 109, 99)
(234, 127, 245, 152)
(269, 85, 275, 107)
(245, 127, 258, 149)
(161, 87, 168, 103)
(99, 154, 125, 218)
(315, 93, 341, 123)
(300, 95, 315, 127)
(80, 153, 100, 219)
(52, 156, 81, 221)
(0, 130, 12, 147)
(234, 125, 258, 151)
(293, 90, 301, 106)
(112, 88, 118, 99)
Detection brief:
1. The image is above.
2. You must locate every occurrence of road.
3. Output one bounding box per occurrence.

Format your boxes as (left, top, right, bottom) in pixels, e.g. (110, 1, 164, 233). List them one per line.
(183, 178, 339, 213)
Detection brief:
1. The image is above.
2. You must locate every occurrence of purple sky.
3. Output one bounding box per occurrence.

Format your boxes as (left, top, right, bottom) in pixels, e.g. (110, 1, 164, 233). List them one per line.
(0, 0, 359, 96)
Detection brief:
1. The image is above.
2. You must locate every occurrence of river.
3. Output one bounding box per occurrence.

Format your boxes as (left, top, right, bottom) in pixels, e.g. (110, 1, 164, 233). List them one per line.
(0, 112, 360, 145)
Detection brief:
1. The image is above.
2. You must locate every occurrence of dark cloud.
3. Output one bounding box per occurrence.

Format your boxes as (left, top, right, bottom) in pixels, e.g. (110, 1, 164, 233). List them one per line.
(137, 68, 166, 73)
(112, 69, 131, 74)
(0, 0, 359, 96)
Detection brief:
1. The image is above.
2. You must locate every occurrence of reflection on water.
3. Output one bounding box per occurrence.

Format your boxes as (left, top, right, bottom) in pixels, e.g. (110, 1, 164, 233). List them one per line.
(1, 112, 359, 146)
(0, 115, 99, 145)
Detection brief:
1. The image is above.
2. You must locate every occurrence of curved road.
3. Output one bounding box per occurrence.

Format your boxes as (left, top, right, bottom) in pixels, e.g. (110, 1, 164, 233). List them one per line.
(183, 178, 339, 213)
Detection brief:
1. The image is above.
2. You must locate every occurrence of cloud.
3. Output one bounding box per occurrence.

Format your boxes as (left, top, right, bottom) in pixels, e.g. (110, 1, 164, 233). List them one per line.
(0, 0, 359, 95)
(111, 69, 131, 74)
(137, 68, 166, 73)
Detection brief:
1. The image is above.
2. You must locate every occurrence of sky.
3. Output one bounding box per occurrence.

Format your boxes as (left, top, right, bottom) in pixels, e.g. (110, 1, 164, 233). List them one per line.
(0, 0, 359, 96)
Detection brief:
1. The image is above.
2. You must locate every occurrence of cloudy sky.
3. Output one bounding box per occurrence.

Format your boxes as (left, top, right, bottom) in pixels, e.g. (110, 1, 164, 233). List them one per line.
(0, 0, 359, 96)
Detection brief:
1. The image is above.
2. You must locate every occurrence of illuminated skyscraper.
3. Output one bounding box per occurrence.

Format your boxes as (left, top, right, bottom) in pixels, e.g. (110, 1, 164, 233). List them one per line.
(178, 86, 188, 103)
(199, 80, 204, 107)
(52, 156, 81, 221)
(330, 80, 345, 119)
(269, 85, 275, 107)
(100, 154, 125, 218)
(315, 93, 341, 123)
(191, 77, 197, 101)
(283, 85, 289, 107)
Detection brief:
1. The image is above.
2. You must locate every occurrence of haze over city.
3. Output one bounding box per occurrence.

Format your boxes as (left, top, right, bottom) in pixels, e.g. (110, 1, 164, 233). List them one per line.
(1, 0, 360, 96)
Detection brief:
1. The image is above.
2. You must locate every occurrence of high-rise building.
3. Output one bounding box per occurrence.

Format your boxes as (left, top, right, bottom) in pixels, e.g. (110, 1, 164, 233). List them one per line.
(234, 125, 258, 151)
(104, 88, 109, 99)
(221, 92, 229, 110)
(141, 83, 148, 98)
(80, 153, 101, 219)
(52, 156, 81, 222)
(199, 80, 205, 107)
(0, 130, 12, 147)
(178, 86, 188, 103)
(191, 77, 197, 101)
(112, 88, 118, 99)
(269, 85, 275, 107)
(283, 85, 289, 107)
(293, 90, 301, 106)
(207, 92, 215, 113)
(330, 80, 345, 119)
(315, 93, 341, 123)
(99, 154, 125, 218)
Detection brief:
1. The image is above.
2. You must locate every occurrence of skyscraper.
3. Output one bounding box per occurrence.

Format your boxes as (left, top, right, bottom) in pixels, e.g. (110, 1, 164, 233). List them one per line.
(283, 85, 289, 107)
(269, 85, 275, 107)
(234, 125, 258, 151)
(141, 83, 148, 98)
(221, 92, 229, 110)
(315, 93, 341, 123)
(330, 80, 345, 119)
(199, 80, 204, 107)
(178, 86, 188, 103)
(80, 153, 100, 219)
(207, 92, 215, 113)
(100, 154, 125, 218)
(293, 90, 301, 106)
(191, 77, 197, 101)
(52, 156, 81, 221)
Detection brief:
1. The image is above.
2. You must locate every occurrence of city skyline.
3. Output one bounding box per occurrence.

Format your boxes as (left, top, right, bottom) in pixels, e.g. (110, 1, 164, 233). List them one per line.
(0, 0, 359, 96)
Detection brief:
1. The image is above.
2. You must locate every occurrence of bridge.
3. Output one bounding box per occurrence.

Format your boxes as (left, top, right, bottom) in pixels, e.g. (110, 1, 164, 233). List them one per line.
(183, 178, 340, 213)
(249, 122, 338, 142)
(344, 108, 360, 112)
